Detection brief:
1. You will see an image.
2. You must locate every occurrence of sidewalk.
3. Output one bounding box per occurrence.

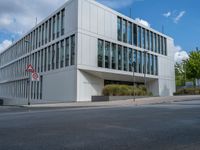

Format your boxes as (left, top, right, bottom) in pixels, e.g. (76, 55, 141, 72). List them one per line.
(24, 95, 200, 108)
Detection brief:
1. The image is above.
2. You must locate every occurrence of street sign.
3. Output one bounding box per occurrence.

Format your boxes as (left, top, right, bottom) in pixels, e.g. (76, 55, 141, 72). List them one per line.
(26, 64, 35, 73)
(32, 72, 40, 81)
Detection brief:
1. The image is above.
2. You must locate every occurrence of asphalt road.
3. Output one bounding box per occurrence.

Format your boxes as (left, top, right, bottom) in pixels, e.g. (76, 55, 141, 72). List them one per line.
(0, 100, 200, 150)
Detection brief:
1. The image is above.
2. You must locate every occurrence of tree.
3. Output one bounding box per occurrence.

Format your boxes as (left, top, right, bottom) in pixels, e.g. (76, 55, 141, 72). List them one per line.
(175, 62, 186, 86)
(185, 50, 200, 86)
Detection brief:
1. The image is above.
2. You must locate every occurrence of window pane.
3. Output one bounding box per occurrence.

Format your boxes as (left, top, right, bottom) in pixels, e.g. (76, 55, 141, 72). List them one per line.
(105, 41, 110, 68)
(65, 38, 69, 66)
(61, 9, 65, 35)
(52, 44, 55, 70)
(118, 45, 122, 70)
(137, 26, 141, 48)
(133, 24, 137, 46)
(134, 50, 137, 72)
(56, 42, 59, 69)
(60, 40, 64, 68)
(128, 22, 132, 44)
(48, 46, 51, 71)
(117, 17, 122, 41)
(98, 39, 103, 67)
(122, 20, 127, 43)
(57, 13, 60, 38)
(71, 35, 75, 65)
(123, 47, 128, 71)
(111, 44, 116, 69)
(142, 28, 145, 49)
(128, 48, 132, 71)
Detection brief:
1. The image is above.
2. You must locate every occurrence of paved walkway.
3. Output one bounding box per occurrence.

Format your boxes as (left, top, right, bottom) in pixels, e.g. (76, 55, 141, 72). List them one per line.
(24, 95, 200, 108)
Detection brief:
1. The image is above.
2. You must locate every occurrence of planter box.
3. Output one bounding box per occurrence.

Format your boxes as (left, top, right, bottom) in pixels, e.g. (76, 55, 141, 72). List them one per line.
(92, 96, 147, 102)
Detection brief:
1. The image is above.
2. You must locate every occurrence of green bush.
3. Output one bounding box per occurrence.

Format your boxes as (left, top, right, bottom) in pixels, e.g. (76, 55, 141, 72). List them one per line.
(102, 84, 150, 96)
(174, 87, 200, 95)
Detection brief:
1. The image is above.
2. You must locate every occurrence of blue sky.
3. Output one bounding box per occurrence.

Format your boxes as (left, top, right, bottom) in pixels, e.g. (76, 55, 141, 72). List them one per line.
(0, 0, 199, 60)
(97, 0, 199, 53)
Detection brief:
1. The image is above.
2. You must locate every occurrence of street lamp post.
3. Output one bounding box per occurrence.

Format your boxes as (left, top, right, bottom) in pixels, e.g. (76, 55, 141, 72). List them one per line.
(25, 40, 31, 105)
(132, 62, 136, 102)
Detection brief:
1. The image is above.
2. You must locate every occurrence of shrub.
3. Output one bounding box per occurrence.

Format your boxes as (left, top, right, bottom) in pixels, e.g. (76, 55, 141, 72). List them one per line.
(102, 84, 150, 96)
(174, 87, 200, 95)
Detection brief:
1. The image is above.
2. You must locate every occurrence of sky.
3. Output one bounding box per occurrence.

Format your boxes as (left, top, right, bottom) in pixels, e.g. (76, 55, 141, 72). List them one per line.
(0, 0, 199, 62)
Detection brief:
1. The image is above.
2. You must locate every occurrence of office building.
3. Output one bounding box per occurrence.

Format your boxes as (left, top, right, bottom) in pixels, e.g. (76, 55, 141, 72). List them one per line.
(0, 0, 176, 105)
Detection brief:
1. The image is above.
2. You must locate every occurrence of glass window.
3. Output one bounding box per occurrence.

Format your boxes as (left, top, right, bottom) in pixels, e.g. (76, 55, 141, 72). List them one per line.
(117, 17, 122, 41)
(128, 22, 132, 44)
(105, 41, 110, 68)
(123, 47, 128, 71)
(65, 38, 70, 67)
(41, 49, 43, 72)
(161, 36, 163, 54)
(147, 53, 150, 74)
(42, 25, 44, 45)
(128, 48, 132, 72)
(138, 51, 142, 73)
(44, 48, 47, 72)
(49, 19, 51, 42)
(146, 30, 149, 50)
(142, 28, 145, 49)
(137, 26, 141, 48)
(154, 33, 157, 53)
(133, 50, 137, 72)
(61, 9, 65, 35)
(151, 32, 153, 51)
(122, 19, 127, 43)
(155, 56, 158, 75)
(118, 45, 122, 70)
(71, 35, 75, 65)
(38, 27, 41, 47)
(35, 29, 38, 48)
(48, 46, 51, 71)
(52, 44, 55, 70)
(149, 31, 152, 51)
(45, 22, 48, 43)
(56, 42, 59, 69)
(151, 54, 154, 75)
(111, 43, 116, 69)
(158, 35, 161, 54)
(142, 52, 145, 74)
(133, 24, 137, 46)
(53, 16, 56, 40)
(164, 38, 167, 55)
(60, 40, 64, 68)
(57, 13, 60, 38)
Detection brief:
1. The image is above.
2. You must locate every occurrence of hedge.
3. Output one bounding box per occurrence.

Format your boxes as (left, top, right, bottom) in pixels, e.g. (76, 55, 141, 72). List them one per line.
(174, 87, 200, 95)
(102, 84, 152, 96)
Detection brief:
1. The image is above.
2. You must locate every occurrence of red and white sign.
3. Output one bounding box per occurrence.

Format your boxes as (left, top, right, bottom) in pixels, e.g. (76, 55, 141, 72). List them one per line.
(26, 64, 35, 73)
(32, 72, 40, 81)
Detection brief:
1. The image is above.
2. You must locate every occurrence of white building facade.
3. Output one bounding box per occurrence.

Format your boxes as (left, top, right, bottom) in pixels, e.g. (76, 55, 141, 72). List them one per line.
(0, 0, 176, 105)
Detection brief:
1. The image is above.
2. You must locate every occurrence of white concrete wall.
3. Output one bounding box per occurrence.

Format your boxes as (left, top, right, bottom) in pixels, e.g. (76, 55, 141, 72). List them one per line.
(78, 0, 117, 40)
(77, 69, 104, 101)
(158, 38, 176, 96)
(65, 0, 78, 34)
(43, 67, 77, 102)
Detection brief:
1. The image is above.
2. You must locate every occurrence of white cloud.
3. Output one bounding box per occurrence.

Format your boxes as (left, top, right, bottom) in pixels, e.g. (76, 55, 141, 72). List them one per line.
(135, 18, 150, 27)
(174, 11, 186, 23)
(97, 0, 143, 9)
(163, 12, 171, 18)
(174, 45, 189, 63)
(0, 0, 68, 36)
(0, 40, 12, 54)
